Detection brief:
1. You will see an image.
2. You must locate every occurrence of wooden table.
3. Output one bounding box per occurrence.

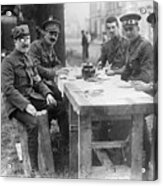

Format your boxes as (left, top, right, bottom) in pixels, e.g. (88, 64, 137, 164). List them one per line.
(60, 73, 154, 180)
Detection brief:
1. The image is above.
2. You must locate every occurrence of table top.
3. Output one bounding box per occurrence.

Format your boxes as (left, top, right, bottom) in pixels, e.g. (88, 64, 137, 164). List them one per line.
(58, 68, 154, 115)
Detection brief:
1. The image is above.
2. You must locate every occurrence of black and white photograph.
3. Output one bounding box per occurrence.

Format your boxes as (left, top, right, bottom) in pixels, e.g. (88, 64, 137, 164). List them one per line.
(1, 0, 158, 181)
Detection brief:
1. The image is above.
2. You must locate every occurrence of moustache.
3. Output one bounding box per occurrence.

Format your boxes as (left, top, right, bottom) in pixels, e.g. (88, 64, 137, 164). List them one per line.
(22, 44, 29, 48)
(50, 38, 56, 43)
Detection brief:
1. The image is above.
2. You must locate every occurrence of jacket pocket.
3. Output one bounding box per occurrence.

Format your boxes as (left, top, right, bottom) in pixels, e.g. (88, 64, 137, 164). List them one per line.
(15, 69, 28, 86)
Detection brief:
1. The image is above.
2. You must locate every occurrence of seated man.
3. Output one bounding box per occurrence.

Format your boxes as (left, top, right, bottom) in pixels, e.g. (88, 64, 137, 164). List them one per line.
(28, 17, 69, 147)
(28, 17, 64, 101)
(132, 12, 158, 96)
(97, 16, 128, 73)
(131, 12, 158, 180)
(120, 13, 154, 83)
(1, 24, 68, 176)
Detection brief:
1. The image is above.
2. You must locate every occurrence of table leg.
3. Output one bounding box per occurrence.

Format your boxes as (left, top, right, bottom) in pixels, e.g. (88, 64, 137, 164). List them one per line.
(69, 103, 78, 178)
(131, 114, 144, 180)
(79, 114, 92, 178)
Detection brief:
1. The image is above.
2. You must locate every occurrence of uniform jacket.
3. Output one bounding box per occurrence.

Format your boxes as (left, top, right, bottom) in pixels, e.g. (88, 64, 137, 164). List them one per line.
(121, 35, 153, 83)
(1, 49, 52, 118)
(28, 38, 61, 83)
(100, 35, 128, 69)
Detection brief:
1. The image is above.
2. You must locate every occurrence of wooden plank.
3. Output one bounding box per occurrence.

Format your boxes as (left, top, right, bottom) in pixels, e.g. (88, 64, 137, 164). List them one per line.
(93, 149, 113, 169)
(37, 111, 55, 176)
(92, 141, 126, 149)
(92, 115, 132, 121)
(64, 79, 153, 107)
(131, 114, 144, 180)
(68, 103, 78, 178)
(79, 114, 92, 178)
(86, 104, 154, 116)
(64, 80, 154, 116)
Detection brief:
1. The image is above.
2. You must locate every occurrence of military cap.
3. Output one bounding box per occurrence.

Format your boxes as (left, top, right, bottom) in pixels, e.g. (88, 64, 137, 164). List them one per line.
(120, 13, 141, 26)
(42, 16, 61, 30)
(147, 13, 156, 24)
(12, 24, 29, 39)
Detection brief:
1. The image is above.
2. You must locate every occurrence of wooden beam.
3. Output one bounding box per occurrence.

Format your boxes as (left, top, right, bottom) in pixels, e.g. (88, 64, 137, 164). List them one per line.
(37, 111, 55, 176)
(131, 114, 144, 180)
(92, 141, 126, 149)
(69, 103, 78, 178)
(93, 149, 113, 169)
(79, 114, 92, 178)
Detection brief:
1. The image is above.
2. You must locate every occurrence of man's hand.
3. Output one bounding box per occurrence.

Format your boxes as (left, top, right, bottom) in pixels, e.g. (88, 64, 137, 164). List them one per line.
(56, 68, 69, 76)
(25, 104, 37, 116)
(97, 61, 103, 70)
(33, 74, 41, 82)
(105, 69, 115, 76)
(131, 81, 152, 91)
(46, 94, 57, 106)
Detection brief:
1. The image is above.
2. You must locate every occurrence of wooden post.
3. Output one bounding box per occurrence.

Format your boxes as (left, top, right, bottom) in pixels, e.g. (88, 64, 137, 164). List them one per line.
(69, 103, 78, 178)
(79, 114, 92, 178)
(131, 114, 144, 180)
(37, 110, 55, 177)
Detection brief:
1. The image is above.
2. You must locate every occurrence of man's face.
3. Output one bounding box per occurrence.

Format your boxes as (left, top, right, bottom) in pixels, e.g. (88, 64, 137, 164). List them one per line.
(123, 25, 139, 41)
(106, 22, 119, 39)
(15, 35, 31, 53)
(44, 24, 60, 45)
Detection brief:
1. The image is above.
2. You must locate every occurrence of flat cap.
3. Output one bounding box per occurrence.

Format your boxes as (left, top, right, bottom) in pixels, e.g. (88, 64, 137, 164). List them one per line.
(147, 13, 156, 24)
(12, 24, 29, 39)
(42, 16, 61, 30)
(120, 13, 141, 26)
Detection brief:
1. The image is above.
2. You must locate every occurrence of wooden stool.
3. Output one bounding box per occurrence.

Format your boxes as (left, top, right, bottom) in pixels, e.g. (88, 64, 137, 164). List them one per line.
(37, 110, 55, 177)
(13, 110, 55, 177)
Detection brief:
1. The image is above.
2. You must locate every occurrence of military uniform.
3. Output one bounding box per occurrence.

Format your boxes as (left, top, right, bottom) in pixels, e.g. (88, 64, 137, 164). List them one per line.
(2, 25, 68, 173)
(100, 36, 128, 70)
(29, 38, 61, 91)
(29, 38, 68, 133)
(1, 47, 54, 172)
(121, 35, 153, 83)
(28, 18, 62, 101)
(29, 18, 69, 148)
(2, 49, 52, 117)
(120, 14, 155, 178)
(120, 13, 154, 83)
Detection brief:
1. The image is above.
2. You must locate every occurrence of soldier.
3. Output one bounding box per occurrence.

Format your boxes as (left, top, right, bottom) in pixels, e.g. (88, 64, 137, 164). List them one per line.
(132, 12, 158, 95)
(98, 16, 128, 73)
(1, 24, 60, 177)
(81, 30, 89, 62)
(96, 17, 129, 159)
(29, 17, 64, 101)
(28, 18, 69, 147)
(120, 13, 154, 83)
(131, 12, 158, 180)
